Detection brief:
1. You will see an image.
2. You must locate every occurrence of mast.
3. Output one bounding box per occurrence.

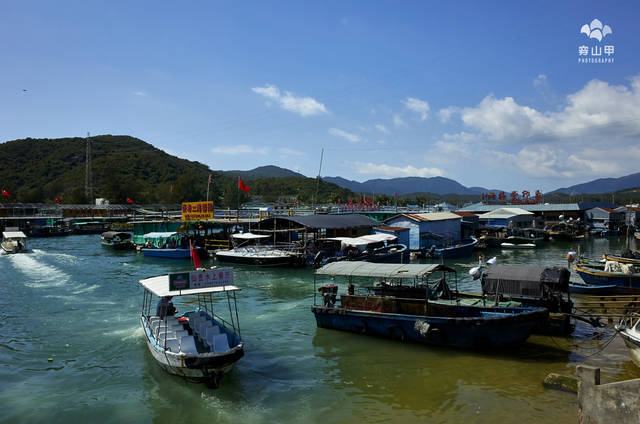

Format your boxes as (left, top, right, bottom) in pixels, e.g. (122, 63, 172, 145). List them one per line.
(85, 132, 92, 202)
(312, 148, 324, 212)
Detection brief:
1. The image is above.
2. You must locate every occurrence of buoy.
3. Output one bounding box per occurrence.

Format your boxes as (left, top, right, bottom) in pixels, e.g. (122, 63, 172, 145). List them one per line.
(487, 256, 498, 265)
(469, 266, 482, 280)
(48, 358, 53, 362)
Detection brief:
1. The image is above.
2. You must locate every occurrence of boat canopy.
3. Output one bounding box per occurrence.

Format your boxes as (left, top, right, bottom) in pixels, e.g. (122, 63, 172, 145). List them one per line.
(139, 273, 240, 297)
(2, 231, 26, 239)
(232, 233, 270, 240)
(323, 233, 398, 248)
(315, 261, 455, 278)
(101, 231, 131, 239)
(143, 231, 178, 239)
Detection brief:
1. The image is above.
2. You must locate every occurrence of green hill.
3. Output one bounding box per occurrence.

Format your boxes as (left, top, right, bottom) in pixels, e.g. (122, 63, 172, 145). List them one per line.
(0, 135, 353, 206)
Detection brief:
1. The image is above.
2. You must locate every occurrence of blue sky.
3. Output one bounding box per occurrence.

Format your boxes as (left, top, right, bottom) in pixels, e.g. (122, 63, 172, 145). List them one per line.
(1, 1, 639, 192)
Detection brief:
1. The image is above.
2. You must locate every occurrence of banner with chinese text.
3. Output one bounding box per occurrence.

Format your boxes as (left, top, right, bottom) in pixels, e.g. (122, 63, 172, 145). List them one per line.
(181, 201, 213, 221)
(169, 268, 233, 291)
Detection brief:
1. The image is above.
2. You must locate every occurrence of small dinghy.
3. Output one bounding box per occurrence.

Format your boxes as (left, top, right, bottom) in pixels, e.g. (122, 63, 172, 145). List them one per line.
(138, 267, 244, 388)
(501, 242, 536, 249)
(616, 314, 640, 368)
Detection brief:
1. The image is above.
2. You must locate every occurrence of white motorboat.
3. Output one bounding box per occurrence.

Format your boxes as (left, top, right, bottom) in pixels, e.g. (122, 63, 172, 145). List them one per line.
(214, 233, 299, 266)
(2, 228, 29, 254)
(138, 267, 244, 388)
(616, 314, 640, 368)
(501, 242, 536, 249)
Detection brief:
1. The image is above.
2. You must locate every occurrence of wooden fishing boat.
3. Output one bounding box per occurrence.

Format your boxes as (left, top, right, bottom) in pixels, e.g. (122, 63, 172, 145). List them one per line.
(312, 262, 547, 349)
(1, 229, 29, 254)
(569, 282, 618, 295)
(602, 253, 640, 265)
(573, 263, 640, 294)
(615, 314, 640, 367)
(431, 237, 477, 259)
(100, 231, 134, 250)
(312, 234, 408, 266)
(138, 267, 244, 388)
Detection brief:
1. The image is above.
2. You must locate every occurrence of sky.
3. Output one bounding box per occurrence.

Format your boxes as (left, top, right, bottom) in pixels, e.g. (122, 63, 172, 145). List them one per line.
(1, 1, 639, 192)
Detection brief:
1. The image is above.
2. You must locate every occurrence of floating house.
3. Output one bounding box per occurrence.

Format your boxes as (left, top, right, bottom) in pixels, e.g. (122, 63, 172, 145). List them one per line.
(585, 207, 626, 233)
(383, 212, 462, 251)
(477, 208, 534, 229)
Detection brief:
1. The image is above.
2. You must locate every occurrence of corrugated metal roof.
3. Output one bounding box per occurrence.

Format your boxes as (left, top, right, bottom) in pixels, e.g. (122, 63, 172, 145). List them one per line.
(374, 225, 410, 232)
(261, 214, 379, 229)
(315, 261, 453, 278)
(478, 208, 534, 219)
(387, 212, 462, 222)
(458, 202, 582, 212)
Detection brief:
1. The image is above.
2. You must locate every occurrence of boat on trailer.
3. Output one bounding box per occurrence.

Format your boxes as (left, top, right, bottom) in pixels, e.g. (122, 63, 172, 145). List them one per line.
(312, 261, 547, 349)
(615, 313, 640, 368)
(138, 267, 244, 388)
(2, 228, 29, 254)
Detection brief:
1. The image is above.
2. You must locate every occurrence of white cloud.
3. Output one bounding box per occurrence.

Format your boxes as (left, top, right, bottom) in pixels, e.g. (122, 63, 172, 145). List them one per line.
(132, 91, 147, 97)
(329, 127, 361, 143)
(251, 84, 328, 116)
(211, 144, 269, 155)
(375, 124, 390, 134)
(533, 74, 547, 87)
(393, 114, 406, 127)
(446, 76, 640, 142)
(404, 97, 430, 120)
(278, 147, 304, 156)
(438, 106, 459, 123)
(352, 161, 444, 178)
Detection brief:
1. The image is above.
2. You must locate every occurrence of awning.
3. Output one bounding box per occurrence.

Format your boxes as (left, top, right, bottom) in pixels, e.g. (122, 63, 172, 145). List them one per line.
(2, 231, 26, 238)
(232, 232, 270, 240)
(142, 232, 178, 239)
(139, 274, 240, 297)
(315, 261, 455, 278)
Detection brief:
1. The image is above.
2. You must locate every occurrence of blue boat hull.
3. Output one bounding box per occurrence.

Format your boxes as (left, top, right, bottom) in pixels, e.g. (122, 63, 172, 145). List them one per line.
(574, 267, 640, 294)
(312, 306, 546, 349)
(433, 238, 477, 259)
(141, 248, 194, 259)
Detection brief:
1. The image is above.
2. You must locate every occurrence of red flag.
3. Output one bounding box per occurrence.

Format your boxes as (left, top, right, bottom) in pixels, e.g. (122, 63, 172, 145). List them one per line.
(2, 189, 10, 197)
(126, 197, 133, 204)
(394, 192, 397, 197)
(238, 177, 250, 193)
(54, 198, 61, 204)
(190, 241, 202, 269)
(208, 173, 212, 183)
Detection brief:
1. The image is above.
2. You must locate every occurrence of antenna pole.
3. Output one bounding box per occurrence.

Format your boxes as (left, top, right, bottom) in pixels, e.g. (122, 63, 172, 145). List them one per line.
(312, 148, 324, 213)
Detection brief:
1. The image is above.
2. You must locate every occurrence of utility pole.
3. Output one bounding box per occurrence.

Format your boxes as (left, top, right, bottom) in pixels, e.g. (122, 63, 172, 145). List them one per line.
(85, 132, 92, 203)
(312, 148, 324, 213)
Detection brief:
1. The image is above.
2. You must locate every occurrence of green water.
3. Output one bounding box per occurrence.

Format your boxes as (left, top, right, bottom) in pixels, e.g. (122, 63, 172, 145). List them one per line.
(1, 235, 639, 423)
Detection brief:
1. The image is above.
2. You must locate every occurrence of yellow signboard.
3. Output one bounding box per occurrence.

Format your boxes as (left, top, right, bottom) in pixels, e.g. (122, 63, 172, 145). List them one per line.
(182, 201, 213, 221)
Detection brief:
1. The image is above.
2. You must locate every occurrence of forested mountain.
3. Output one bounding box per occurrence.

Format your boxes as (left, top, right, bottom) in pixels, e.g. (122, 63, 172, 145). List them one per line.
(0, 135, 351, 206)
(223, 165, 306, 179)
(323, 175, 492, 195)
(550, 172, 640, 195)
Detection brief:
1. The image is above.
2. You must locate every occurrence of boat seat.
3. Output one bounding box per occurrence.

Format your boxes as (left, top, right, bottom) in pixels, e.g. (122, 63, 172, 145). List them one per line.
(211, 333, 231, 353)
(156, 330, 177, 341)
(173, 329, 188, 339)
(180, 335, 198, 354)
(163, 338, 180, 353)
(203, 326, 221, 347)
(195, 320, 213, 338)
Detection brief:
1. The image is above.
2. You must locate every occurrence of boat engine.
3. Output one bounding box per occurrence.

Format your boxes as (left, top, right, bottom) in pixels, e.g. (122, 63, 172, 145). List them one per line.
(318, 284, 338, 307)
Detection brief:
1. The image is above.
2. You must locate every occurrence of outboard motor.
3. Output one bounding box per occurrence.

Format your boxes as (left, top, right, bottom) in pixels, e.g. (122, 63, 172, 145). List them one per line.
(318, 284, 338, 307)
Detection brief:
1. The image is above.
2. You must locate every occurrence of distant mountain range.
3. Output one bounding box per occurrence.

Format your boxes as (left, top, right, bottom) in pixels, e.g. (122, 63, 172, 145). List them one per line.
(550, 172, 640, 195)
(323, 176, 495, 196)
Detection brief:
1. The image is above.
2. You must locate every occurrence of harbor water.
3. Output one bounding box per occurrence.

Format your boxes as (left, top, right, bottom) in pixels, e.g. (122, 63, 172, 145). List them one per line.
(1, 235, 639, 423)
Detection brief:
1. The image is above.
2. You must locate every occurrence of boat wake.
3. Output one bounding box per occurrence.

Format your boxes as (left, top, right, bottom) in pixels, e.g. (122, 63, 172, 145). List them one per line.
(8, 254, 72, 288)
(102, 326, 144, 341)
(31, 249, 80, 263)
